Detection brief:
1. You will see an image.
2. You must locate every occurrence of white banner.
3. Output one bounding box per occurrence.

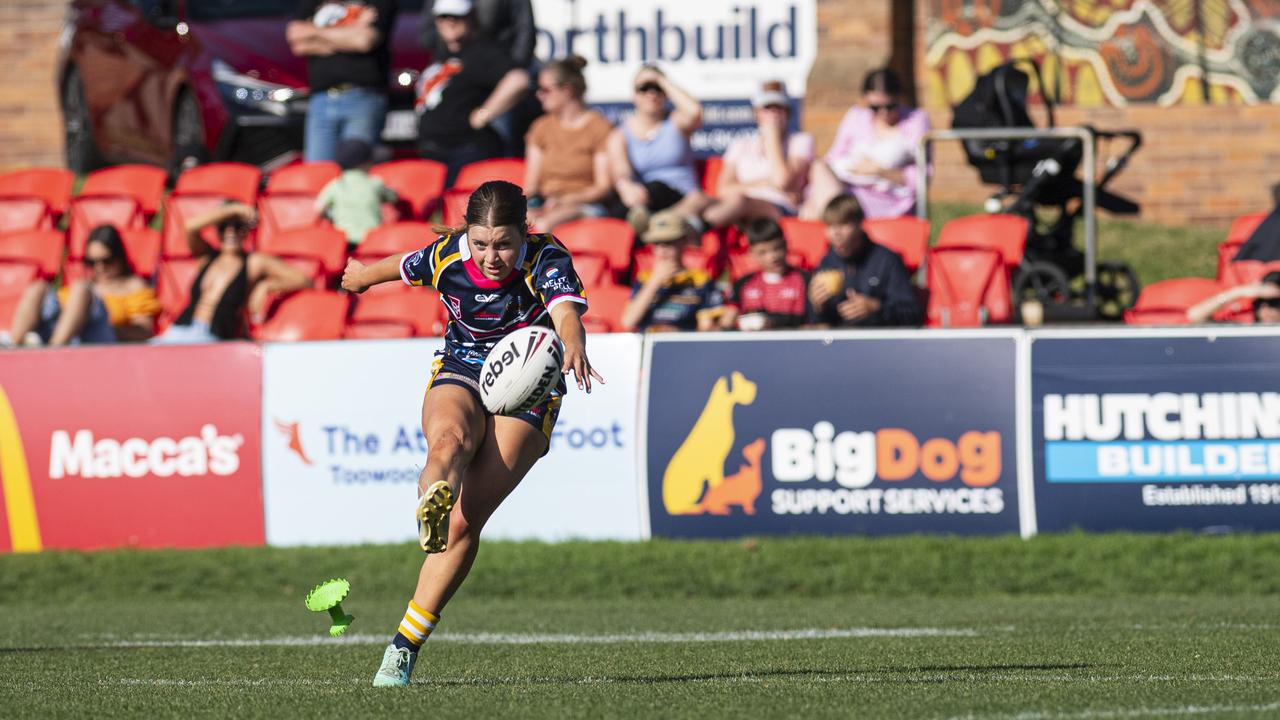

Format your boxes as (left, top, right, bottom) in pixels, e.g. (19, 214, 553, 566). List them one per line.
(262, 335, 644, 546)
(532, 0, 817, 154)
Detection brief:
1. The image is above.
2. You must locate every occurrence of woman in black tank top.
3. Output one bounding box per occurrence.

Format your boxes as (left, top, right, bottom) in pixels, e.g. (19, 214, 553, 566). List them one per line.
(153, 202, 312, 343)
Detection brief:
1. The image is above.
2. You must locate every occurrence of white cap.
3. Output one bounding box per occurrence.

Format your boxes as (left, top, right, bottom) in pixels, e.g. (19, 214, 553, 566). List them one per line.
(752, 80, 790, 109)
(434, 0, 473, 16)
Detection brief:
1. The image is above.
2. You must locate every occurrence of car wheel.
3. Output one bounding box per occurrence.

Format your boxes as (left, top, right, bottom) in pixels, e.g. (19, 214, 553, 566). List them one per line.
(63, 68, 103, 174)
(170, 90, 207, 175)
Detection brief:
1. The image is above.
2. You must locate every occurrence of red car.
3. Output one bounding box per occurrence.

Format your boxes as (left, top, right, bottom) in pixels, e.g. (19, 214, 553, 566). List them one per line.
(57, 0, 429, 173)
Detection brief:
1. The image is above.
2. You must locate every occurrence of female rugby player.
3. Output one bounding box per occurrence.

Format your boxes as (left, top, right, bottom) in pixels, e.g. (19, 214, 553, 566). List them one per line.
(340, 180, 603, 687)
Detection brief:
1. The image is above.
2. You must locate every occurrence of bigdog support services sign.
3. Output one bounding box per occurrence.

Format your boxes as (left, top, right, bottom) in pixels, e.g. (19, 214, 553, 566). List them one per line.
(644, 333, 1020, 538)
(1032, 331, 1280, 532)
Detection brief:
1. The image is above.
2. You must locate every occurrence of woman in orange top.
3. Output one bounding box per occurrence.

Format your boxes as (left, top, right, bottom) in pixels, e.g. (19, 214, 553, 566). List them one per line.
(5, 225, 160, 346)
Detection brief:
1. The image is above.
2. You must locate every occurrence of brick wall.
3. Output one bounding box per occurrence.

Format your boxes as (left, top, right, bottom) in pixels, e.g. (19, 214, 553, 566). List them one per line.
(0, 0, 66, 171)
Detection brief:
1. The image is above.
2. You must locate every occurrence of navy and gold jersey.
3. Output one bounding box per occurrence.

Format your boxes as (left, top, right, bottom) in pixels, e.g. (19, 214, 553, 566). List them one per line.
(400, 232, 588, 367)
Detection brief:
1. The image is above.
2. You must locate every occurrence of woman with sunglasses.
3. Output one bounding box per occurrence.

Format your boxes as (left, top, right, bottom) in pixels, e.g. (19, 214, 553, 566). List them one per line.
(607, 64, 712, 235)
(3, 225, 160, 347)
(523, 55, 614, 232)
(802, 68, 930, 220)
(702, 79, 814, 228)
(153, 202, 312, 344)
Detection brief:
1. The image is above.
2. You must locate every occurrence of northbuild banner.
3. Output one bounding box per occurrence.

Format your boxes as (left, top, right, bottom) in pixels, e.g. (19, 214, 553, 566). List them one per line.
(1032, 333, 1280, 532)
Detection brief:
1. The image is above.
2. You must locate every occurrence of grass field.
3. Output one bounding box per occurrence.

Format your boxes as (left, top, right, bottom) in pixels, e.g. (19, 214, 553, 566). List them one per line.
(3, 534, 1280, 718)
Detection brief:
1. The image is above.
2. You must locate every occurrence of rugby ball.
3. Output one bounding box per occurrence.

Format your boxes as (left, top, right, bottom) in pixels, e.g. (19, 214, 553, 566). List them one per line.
(479, 326, 565, 415)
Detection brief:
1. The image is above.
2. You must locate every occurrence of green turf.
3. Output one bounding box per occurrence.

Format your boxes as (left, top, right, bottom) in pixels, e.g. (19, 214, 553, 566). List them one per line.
(3, 535, 1280, 718)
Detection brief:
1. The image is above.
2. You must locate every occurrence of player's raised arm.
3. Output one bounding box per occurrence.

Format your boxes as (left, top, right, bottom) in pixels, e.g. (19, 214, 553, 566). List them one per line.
(341, 253, 406, 294)
(550, 301, 604, 393)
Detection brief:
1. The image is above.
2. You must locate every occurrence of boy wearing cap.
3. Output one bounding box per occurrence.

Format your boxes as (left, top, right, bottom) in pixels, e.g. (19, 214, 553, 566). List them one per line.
(620, 210, 725, 332)
(703, 80, 814, 229)
(316, 138, 399, 246)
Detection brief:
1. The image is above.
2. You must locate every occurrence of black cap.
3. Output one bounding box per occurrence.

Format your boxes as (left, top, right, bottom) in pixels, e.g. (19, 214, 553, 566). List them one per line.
(335, 138, 373, 170)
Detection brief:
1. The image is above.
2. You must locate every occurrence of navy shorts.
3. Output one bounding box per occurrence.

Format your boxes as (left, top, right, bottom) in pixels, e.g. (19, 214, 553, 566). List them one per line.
(427, 353, 564, 443)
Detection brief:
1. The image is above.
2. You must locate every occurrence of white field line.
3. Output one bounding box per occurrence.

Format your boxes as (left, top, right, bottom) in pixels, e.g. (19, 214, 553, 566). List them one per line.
(102, 626, 979, 649)
(93, 674, 1280, 689)
(945, 700, 1280, 720)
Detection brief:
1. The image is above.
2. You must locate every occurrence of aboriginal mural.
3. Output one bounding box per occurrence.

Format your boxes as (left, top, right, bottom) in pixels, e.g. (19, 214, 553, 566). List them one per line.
(925, 1, 1280, 107)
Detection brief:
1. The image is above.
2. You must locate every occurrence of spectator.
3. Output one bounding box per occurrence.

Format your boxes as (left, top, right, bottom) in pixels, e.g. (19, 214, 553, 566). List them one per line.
(1186, 271, 1280, 324)
(524, 56, 614, 231)
(317, 138, 398, 246)
(153, 203, 313, 343)
(418, 0, 537, 156)
(287, 0, 397, 162)
(621, 210, 724, 332)
(803, 68, 930, 220)
(414, 0, 530, 187)
(607, 65, 711, 236)
(703, 80, 813, 229)
(1233, 183, 1280, 262)
(2, 225, 160, 347)
(808, 195, 922, 327)
(720, 218, 810, 331)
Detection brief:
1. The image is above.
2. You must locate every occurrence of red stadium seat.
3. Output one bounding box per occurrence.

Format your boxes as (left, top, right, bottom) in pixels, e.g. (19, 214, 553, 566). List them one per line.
(118, 228, 161, 278)
(935, 214, 1029, 268)
(863, 216, 930, 273)
(925, 246, 1012, 327)
(357, 221, 433, 263)
(350, 283, 444, 337)
(1123, 277, 1223, 325)
(254, 290, 349, 341)
(1226, 212, 1267, 244)
(701, 155, 724, 196)
(553, 218, 634, 278)
(79, 165, 167, 215)
(258, 226, 348, 283)
(371, 159, 447, 218)
(632, 245, 721, 278)
(453, 158, 525, 190)
(777, 218, 829, 269)
(1216, 240, 1244, 283)
(0, 197, 55, 235)
(257, 194, 329, 248)
(265, 162, 340, 195)
(0, 168, 74, 217)
(582, 283, 631, 332)
(345, 322, 414, 340)
(440, 189, 468, 227)
(571, 253, 611, 288)
(0, 262, 39, 291)
(174, 162, 261, 204)
(67, 197, 146, 260)
(726, 247, 807, 281)
(0, 230, 64, 278)
(155, 258, 202, 331)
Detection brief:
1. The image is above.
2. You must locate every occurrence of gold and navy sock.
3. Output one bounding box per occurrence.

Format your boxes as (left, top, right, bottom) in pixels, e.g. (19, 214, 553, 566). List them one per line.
(391, 599, 438, 651)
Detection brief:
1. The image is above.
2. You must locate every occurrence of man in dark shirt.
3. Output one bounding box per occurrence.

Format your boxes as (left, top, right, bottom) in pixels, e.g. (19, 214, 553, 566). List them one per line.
(808, 195, 923, 327)
(287, 0, 398, 162)
(418, 0, 537, 156)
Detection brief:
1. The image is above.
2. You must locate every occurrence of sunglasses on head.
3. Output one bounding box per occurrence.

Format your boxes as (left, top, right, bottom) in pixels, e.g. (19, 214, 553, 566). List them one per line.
(635, 82, 663, 94)
(869, 102, 899, 113)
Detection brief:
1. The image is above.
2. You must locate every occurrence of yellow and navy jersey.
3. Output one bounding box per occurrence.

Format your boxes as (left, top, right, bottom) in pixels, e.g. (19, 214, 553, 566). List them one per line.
(400, 232, 587, 366)
(630, 268, 724, 331)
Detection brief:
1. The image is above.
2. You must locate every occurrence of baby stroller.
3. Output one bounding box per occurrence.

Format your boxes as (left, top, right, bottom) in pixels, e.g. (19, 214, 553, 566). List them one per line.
(951, 60, 1143, 319)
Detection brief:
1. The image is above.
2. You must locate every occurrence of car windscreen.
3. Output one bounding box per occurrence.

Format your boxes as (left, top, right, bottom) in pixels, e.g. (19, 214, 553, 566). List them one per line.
(187, 0, 304, 21)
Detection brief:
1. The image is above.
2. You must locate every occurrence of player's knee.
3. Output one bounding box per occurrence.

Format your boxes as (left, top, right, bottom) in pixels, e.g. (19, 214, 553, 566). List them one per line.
(426, 425, 474, 465)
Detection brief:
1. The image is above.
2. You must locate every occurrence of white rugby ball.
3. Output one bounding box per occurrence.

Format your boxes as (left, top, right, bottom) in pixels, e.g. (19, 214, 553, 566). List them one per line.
(479, 326, 565, 415)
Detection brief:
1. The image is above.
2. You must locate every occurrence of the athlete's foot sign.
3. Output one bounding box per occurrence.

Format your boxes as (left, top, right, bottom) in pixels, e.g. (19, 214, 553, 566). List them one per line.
(561, 339, 605, 393)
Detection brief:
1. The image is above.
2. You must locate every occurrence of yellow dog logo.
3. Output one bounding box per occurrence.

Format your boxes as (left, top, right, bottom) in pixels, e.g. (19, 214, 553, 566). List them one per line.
(662, 371, 759, 515)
